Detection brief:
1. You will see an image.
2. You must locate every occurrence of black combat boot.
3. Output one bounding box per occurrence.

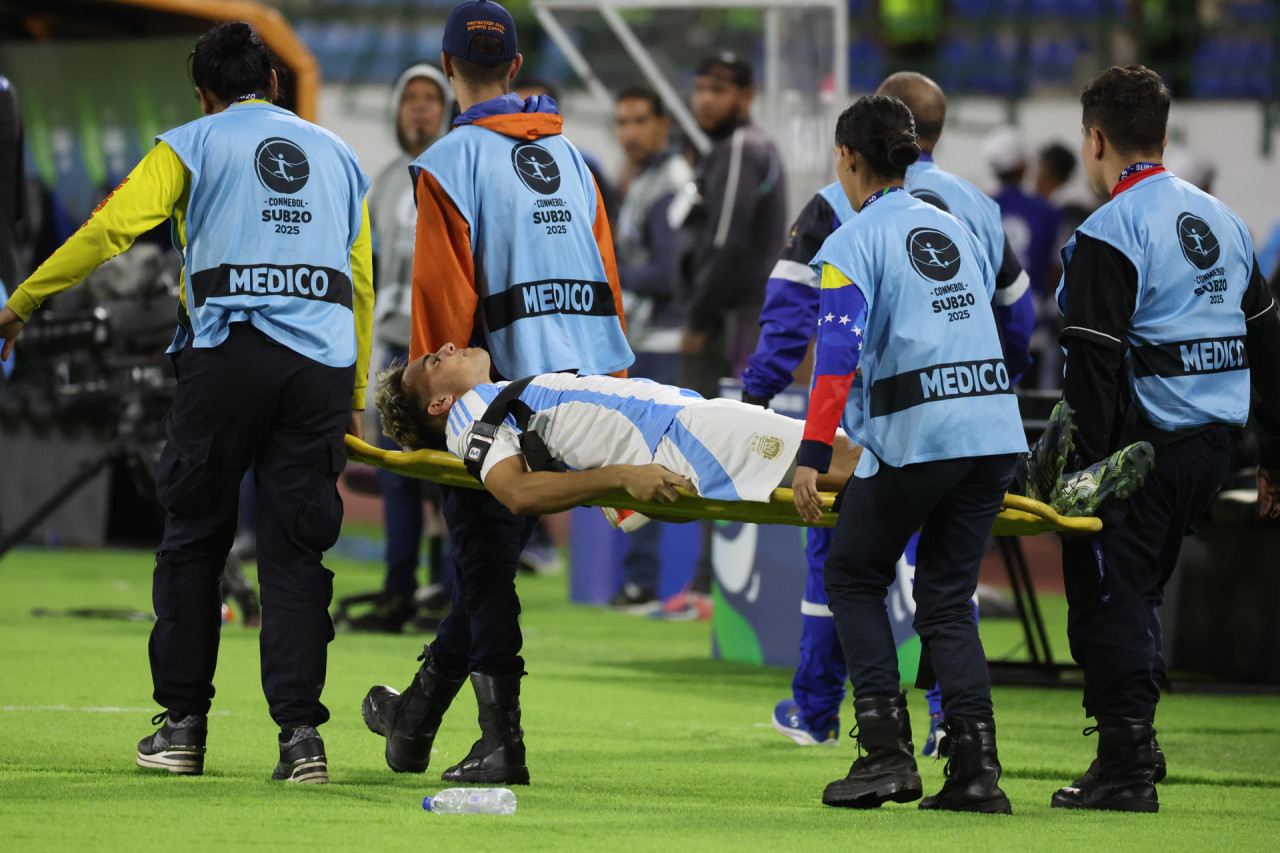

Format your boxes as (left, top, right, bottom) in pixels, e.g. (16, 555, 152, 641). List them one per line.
(822, 691, 921, 808)
(441, 672, 530, 785)
(1069, 725, 1167, 787)
(919, 717, 1012, 814)
(1052, 716, 1159, 813)
(362, 646, 468, 773)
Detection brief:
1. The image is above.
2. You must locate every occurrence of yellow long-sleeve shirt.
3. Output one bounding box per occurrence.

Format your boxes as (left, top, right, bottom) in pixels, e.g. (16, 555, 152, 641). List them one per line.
(7, 141, 375, 409)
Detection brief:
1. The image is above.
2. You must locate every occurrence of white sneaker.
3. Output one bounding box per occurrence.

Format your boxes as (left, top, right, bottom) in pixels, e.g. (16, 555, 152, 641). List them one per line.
(599, 506, 651, 533)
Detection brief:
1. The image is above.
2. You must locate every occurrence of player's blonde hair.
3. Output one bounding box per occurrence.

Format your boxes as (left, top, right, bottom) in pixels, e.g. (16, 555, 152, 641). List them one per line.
(374, 363, 447, 451)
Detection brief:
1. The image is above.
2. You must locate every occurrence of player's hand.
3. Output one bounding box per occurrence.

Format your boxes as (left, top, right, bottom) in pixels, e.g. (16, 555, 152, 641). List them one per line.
(680, 328, 708, 356)
(346, 409, 365, 442)
(620, 464, 694, 504)
(792, 465, 824, 524)
(0, 305, 24, 362)
(1257, 466, 1280, 519)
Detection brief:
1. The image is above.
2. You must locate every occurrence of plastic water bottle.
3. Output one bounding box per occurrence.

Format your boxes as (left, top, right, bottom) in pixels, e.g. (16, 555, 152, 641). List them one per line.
(422, 788, 517, 815)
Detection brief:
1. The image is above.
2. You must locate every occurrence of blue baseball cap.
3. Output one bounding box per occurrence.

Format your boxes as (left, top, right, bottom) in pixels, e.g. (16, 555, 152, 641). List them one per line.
(442, 0, 518, 66)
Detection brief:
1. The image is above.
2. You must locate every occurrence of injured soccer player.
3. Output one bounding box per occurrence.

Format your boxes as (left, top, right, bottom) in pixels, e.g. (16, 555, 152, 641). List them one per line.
(375, 343, 861, 518)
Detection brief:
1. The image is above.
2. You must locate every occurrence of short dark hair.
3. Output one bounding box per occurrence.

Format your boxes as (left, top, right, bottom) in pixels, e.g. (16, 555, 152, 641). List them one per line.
(375, 363, 448, 451)
(449, 33, 514, 87)
(1081, 65, 1170, 156)
(835, 95, 921, 179)
(1039, 142, 1077, 183)
(190, 22, 275, 104)
(616, 86, 665, 118)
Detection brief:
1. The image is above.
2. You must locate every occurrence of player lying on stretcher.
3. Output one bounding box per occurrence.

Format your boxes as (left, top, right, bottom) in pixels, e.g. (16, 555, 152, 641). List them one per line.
(375, 344, 1155, 524)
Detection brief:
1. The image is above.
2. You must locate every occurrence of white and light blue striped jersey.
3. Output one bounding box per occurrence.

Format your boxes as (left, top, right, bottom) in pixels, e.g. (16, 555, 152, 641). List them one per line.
(444, 373, 803, 502)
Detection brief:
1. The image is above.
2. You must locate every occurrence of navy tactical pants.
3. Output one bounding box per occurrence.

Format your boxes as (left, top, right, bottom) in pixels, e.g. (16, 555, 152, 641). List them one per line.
(1062, 426, 1233, 718)
(825, 453, 1017, 720)
(429, 485, 539, 678)
(149, 323, 353, 729)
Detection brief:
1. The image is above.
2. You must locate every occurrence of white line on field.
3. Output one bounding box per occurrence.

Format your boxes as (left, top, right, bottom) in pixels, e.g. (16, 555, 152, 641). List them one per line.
(0, 705, 231, 715)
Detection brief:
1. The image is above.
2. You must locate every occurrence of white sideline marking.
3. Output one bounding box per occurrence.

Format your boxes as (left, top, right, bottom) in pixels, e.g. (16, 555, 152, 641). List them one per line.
(0, 705, 231, 715)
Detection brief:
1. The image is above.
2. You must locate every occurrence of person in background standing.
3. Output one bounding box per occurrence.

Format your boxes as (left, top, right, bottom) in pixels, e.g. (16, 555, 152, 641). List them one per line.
(983, 127, 1061, 391)
(347, 63, 455, 633)
(607, 86, 694, 612)
(1034, 141, 1097, 388)
(982, 127, 1061, 300)
(666, 52, 787, 620)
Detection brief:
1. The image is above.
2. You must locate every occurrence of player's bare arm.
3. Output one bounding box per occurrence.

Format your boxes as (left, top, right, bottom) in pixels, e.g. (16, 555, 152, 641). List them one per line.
(483, 455, 695, 516)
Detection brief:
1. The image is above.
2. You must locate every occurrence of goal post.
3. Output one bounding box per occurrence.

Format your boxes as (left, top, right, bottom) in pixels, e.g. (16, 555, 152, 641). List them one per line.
(529, 0, 849, 219)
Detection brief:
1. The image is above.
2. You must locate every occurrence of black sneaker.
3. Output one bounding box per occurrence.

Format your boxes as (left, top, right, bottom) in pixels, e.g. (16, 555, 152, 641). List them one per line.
(607, 583, 659, 614)
(137, 711, 207, 775)
(272, 726, 328, 783)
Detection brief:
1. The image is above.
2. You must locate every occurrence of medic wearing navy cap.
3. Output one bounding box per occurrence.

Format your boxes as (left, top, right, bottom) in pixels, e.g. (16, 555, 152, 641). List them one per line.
(359, 0, 631, 786)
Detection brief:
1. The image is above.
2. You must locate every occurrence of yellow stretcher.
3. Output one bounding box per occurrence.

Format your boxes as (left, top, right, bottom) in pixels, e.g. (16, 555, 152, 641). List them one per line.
(345, 436, 1101, 537)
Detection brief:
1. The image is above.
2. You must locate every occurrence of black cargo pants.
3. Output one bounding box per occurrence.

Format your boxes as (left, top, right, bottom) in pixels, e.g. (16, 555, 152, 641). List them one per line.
(149, 323, 354, 729)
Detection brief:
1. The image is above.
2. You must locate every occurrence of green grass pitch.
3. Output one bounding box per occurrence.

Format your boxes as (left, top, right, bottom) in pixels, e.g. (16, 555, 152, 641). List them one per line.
(1, 541, 1278, 851)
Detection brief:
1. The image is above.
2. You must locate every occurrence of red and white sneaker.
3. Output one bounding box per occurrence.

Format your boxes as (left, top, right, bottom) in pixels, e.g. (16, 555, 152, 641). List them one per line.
(651, 584, 713, 622)
(599, 507, 651, 533)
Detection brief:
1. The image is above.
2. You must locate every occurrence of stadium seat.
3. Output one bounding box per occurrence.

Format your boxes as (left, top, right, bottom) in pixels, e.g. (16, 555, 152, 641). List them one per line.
(950, 0, 995, 18)
(977, 36, 1019, 95)
(1029, 37, 1077, 86)
(847, 38, 884, 92)
(367, 24, 406, 83)
(1223, 1, 1276, 23)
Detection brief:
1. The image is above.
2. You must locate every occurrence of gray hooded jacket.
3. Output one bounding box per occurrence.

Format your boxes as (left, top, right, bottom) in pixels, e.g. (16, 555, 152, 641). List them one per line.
(370, 64, 452, 350)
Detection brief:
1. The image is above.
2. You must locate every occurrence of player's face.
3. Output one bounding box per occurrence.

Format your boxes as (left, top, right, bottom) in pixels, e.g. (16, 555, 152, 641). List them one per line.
(615, 98, 669, 165)
(692, 75, 748, 133)
(398, 78, 445, 153)
(403, 344, 491, 409)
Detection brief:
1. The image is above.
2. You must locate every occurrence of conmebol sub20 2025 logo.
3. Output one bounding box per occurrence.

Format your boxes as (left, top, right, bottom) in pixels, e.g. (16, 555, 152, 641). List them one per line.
(255, 138, 310, 194)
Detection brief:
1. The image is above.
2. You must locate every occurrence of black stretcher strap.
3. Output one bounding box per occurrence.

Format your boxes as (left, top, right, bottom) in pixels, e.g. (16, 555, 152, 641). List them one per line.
(463, 376, 567, 482)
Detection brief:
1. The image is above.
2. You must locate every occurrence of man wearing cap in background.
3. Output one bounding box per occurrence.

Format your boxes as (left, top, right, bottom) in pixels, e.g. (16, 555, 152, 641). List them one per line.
(666, 51, 786, 620)
(983, 126, 1061, 301)
(361, 0, 631, 785)
(344, 63, 455, 633)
